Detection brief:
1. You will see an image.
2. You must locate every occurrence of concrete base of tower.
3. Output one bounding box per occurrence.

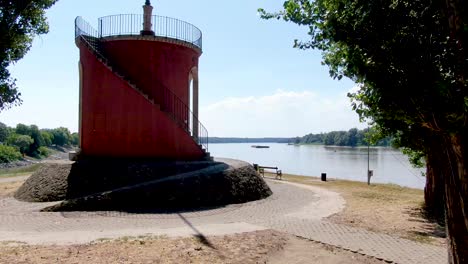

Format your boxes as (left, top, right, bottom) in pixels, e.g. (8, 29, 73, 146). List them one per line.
(14, 158, 272, 212)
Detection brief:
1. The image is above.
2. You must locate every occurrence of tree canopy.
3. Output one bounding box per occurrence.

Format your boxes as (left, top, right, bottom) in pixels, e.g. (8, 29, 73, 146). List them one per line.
(14, 123, 45, 156)
(298, 128, 392, 147)
(0, 0, 58, 111)
(49, 127, 72, 146)
(0, 122, 9, 142)
(0, 123, 77, 163)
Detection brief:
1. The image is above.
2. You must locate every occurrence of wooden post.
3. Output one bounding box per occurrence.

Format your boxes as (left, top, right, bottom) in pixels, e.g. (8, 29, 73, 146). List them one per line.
(367, 135, 371, 185)
(367, 170, 373, 185)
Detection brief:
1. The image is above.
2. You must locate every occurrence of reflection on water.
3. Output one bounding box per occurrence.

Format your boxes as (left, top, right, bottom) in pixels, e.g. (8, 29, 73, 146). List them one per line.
(210, 143, 425, 189)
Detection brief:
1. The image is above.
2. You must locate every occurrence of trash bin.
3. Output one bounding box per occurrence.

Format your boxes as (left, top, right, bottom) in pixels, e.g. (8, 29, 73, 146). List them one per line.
(321, 173, 327, 182)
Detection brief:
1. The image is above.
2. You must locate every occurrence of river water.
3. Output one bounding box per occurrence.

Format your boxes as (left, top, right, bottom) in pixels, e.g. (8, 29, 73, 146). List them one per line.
(209, 143, 426, 189)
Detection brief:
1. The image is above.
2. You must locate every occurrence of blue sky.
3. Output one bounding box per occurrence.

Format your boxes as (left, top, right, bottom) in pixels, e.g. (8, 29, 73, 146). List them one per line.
(1, 0, 365, 137)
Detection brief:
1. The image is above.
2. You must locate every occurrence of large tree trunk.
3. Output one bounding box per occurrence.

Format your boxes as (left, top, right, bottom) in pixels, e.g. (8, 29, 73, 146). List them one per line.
(444, 134, 468, 264)
(439, 1, 467, 262)
(425, 150, 446, 219)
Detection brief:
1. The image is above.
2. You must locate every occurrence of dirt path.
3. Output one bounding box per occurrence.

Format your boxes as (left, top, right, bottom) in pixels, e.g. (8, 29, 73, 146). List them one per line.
(0, 230, 384, 264)
(0, 175, 29, 184)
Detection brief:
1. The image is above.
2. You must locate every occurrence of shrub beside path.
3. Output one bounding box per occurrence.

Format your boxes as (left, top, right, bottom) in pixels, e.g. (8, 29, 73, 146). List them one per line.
(0, 176, 446, 264)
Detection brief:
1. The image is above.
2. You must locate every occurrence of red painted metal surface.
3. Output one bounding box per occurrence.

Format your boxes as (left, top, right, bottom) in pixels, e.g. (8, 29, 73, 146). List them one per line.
(79, 41, 204, 160)
(101, 39, 200, 106)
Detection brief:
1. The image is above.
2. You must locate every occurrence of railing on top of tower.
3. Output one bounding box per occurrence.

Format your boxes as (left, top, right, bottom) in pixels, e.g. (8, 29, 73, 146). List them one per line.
(75, 16, 105, 60)
(74, 16, 208, 152)
(97, 14, 202, 51)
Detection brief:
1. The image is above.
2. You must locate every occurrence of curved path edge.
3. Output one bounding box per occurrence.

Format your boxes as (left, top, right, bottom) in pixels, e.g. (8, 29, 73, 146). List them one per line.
(0, 222, 268, 245)
(278, 180, 346, 220)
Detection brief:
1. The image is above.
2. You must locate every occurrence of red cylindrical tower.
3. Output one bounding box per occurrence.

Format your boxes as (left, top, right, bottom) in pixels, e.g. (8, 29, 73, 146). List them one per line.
(75, 1, 208, 160)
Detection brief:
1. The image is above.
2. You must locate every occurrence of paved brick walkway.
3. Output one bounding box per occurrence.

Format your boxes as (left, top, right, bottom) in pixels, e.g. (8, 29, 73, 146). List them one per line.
(266, 219, 446, 264)
(0, 178, 446, 264)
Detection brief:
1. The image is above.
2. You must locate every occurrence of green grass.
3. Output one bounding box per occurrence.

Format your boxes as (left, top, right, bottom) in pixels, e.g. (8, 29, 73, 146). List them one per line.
(0, 163, 42, 178)
(275, 172, 421, 191)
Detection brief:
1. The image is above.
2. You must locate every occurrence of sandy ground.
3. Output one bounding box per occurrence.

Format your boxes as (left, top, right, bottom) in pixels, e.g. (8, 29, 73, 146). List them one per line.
(277, 173, 446, 246)
(0, 180, 23, 198)
(0, 230, 383, 264)
(269, 235, 382, 264)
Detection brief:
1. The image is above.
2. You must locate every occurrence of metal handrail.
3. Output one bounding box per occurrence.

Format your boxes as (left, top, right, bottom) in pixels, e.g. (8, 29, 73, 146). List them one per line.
(98, 14, 202, 50)
(75, 17, 105, 59)
(160, 87, 209, 151)
(75, 16, 208, 152)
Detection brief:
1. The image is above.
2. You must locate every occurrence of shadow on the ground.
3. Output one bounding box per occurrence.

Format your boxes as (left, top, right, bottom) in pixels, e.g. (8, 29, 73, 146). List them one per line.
(177, 213, 216, 249)
(405, 206, 446, 239)
(58, 203, 234, 218)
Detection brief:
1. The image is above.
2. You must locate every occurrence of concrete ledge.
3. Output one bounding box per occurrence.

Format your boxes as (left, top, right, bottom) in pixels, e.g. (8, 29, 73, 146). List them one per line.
(44, 160, 271, 212)
(14, 158, 272, 212)
(15, 159, 219, 202)
(68, 151, 78, 161)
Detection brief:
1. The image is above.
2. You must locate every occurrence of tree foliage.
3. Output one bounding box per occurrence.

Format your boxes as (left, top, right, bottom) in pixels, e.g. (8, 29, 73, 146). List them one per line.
(0, 0, 58, 111)
(71, 132, 79, 146)
(50, 127, 71, 146)
(0, 144, 22, 163)
(0, 123, 77, 163)
(40, 130, 53, 146)
(298, 128, 391, 147)
(0, 122, 9, 142)
(259, 1, 466, 132)
(14, 123, 44, 156)
(7, 133, 33, 155)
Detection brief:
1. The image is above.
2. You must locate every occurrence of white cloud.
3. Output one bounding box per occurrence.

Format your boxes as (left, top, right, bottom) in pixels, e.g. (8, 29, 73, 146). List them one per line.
(200, 89, 366, 137)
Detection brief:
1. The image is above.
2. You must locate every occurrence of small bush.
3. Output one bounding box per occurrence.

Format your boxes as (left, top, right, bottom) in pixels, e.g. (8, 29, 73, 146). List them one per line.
(0, 145, 22, 163)
(38, 146, 51, 158)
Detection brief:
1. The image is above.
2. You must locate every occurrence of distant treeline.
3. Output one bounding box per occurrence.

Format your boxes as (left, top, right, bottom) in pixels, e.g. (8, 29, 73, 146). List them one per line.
(209, 128, 392, 147)
(0, 122, 78, 163)
(208, 137, 292, 143)
(296, 128, 392, 147)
